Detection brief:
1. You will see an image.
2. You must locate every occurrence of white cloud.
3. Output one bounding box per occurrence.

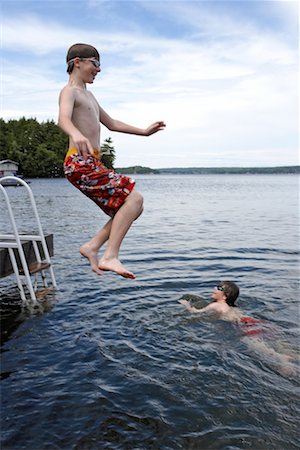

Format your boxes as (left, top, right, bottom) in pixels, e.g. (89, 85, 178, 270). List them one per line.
(1, 2, 298, 167)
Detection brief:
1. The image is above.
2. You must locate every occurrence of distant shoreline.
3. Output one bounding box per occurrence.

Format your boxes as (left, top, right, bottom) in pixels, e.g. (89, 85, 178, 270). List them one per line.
(116, 165, 300, 175)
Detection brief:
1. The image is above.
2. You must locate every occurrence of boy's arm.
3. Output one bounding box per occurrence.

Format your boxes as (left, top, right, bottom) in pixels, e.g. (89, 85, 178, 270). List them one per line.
(99, 106, 165, 136)
(58, 87, 94, 157)
(179, 299, 215, 314)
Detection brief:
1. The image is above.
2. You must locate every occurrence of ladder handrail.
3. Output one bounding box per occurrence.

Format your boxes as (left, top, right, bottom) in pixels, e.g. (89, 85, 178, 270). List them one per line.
(0, 176, 57, 301)
(0, 178, 37, 302)
(0, 176, 57, 288)
(1, 176, 50, 259)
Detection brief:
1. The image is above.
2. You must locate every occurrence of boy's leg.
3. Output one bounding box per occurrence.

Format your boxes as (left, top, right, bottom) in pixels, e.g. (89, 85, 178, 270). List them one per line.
(98, 189, 143, 278)
(80, 219, 113, 275)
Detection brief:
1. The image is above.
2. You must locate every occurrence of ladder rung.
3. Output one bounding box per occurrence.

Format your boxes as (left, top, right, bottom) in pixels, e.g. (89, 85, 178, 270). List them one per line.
(0, 242, 19, 248)
(20, 261, 51, 275)
(0, 234, 44, 242)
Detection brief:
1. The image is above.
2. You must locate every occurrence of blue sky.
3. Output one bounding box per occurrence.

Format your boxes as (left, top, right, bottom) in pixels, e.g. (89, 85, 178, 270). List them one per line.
(1, 0, 299, 168)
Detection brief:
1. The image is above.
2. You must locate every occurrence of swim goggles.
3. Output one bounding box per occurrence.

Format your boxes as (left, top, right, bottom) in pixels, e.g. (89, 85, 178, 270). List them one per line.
(67, 57, 101, 68)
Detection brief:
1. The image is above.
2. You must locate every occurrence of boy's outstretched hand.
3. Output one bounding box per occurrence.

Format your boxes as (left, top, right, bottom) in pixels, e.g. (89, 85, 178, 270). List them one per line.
(179, 299, 189, 307)
(144, 121, 166, 136)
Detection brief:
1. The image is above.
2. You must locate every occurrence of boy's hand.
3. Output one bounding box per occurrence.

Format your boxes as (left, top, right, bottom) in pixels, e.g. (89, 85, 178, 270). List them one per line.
(179, 299, 189, 306)
(72, 131, 94, 159)
(144, 121, 166, 136)
(179, 299, 200, 313)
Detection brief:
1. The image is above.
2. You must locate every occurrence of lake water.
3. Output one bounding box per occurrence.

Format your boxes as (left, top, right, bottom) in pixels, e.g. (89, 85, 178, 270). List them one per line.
(1, 174, 299, 450)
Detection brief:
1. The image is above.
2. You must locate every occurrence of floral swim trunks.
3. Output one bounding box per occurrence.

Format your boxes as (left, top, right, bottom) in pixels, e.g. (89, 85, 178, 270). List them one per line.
(64, 148, 135, 217)
(239, 316, 266, 336)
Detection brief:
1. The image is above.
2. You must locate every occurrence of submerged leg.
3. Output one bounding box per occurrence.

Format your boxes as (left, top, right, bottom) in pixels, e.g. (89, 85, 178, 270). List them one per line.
(98, 190, 143, 279)
(80, 219, 113, 275)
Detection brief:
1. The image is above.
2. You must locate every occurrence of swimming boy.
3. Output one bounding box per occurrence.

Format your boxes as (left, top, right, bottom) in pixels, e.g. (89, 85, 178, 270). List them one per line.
(180, 281, 297, 375)
(180, 281, 242, 322)
(180, 281, 267, 331)
(58, 43, 165, 279)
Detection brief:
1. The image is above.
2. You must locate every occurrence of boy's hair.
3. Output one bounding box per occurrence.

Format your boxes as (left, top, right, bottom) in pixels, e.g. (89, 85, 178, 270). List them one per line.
(220, 281, 239, 307)
(66, 43, 100, 74)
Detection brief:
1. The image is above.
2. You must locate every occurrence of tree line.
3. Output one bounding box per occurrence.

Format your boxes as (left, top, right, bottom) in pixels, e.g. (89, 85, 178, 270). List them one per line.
(0, 117, 116, 177)
(157, 166, 300, 174)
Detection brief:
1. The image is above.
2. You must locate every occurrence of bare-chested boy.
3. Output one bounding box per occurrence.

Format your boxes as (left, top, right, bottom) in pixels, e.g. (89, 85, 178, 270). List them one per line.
(58, 43, 165, 279)
(180, 281, 297, 376)
(180, 281, 242, 322)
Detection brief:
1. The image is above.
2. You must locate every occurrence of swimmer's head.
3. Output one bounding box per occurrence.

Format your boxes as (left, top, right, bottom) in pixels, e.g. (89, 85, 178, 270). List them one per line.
(217, 281, 239, 307)
(66, 43, 100, 74)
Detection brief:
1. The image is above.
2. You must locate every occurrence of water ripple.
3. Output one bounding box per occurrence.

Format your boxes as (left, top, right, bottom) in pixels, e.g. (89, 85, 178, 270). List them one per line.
(1, 175, 299, 449)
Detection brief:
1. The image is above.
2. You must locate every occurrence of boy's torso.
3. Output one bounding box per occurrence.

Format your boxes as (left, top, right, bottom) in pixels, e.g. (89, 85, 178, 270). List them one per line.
(70, 86, 101, 150)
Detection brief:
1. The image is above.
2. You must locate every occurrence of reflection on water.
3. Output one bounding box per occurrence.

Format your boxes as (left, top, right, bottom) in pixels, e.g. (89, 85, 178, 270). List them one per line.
(1, 175, 299, 449)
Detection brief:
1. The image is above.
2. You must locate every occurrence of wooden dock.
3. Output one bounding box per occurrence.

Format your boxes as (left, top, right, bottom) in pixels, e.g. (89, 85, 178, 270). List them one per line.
(0, 234, 54, 278)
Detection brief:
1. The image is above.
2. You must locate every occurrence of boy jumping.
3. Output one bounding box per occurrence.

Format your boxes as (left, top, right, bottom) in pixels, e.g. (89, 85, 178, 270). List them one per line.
(58, 43, 165, 279)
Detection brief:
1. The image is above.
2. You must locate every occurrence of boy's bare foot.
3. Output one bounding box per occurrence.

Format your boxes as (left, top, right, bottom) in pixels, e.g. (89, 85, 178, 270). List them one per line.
(80, 244, 104, 276)
(98, 257, 136, 279)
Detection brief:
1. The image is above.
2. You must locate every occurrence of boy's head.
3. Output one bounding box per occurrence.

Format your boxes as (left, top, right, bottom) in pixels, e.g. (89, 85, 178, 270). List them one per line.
(217, 281, 240, 306)
(66, 43, 100, 74)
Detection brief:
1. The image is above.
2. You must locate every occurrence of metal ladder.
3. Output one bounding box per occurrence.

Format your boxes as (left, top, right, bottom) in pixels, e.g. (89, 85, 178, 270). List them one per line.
(0, 176, 57, 304)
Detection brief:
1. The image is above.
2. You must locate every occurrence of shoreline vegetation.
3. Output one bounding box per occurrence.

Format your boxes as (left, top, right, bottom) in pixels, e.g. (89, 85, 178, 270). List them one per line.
(116, 165, 300, 175)
(0, 118, 299, 177)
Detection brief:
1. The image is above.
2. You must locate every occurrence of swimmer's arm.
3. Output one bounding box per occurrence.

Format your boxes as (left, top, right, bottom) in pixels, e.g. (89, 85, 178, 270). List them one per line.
(99, 106, 166, 136)
(58, 87, 93, 156)
(179, 299, 215, 314)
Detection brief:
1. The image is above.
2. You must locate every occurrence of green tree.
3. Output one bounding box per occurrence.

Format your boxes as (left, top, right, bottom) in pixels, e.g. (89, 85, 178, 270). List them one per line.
(0, 117, 67, 177)
(101, 137, 116, 169)
(0, 118, 119, 176)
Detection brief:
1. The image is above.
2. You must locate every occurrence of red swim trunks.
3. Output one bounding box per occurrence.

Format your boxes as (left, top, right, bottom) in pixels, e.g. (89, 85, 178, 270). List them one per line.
(64, 149, 135, 217)
(240, 316, 265, 336)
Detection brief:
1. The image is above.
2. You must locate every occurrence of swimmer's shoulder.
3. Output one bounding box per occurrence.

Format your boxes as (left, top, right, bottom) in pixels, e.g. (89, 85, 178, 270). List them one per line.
(221, 307, 242, 322)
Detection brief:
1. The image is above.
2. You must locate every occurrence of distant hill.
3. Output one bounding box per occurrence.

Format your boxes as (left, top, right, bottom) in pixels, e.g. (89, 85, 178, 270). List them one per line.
(117, 166, 300, 175)
(116, 165, 160, 174)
